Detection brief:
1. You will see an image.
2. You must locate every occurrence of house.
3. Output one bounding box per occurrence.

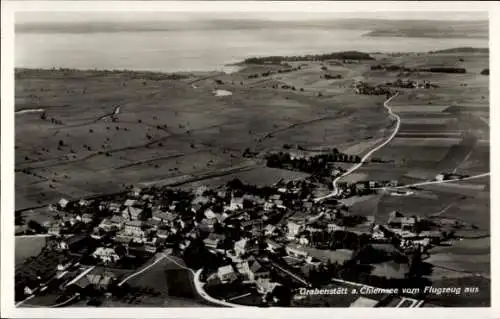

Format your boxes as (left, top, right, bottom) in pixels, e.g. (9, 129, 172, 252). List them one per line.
(24, 285, 35, 296)
(277, 187, 287, 193)
(235, 257, 270, 282)
(355, 182, 367, 192)
(286, 245, 309, 259)
(61, 215, 77, 226)
(98, 218, 114, 231)
(110, 215, 125, 229)
(287, 221, 302, 239)
(248, 257, 270, 281)
(48, 225, 61, 236)
(388, 211, 417, 230)
(92, 247, 120, 264)
(57, 261, 73, 271)
(298, 236, 309, 246)
(204, 208, 216, 219)
(152, 211, 175, 223)
(108, 202, 121, 213)
(203, 233, 225, 249)
(305, 224, 323, 233)
(157, 229, 170, 239)
(56, 234, 87, 251)
(195, 185, 209, 197)
(236, 261, 252, 280)
(91, 227, 107, 240)
(147, 218, 161, 230)
(372, 228, 386, 240)
(58, 198, 70, 209)
(227, 197, 244, 211)
(179, 239, 192, 251)
(264, 225, 278, 236)
(144, 244, 157, 254)
(256, 280, 280, 296)
(264, 201, 276, 211)
(130, 187, 142, 197)
(81, 213, 93, 224)
(327, 223, 345, 232)
(269, 194, 281, 201)
(234, 238, 248, 256)
(79, 199, 91, 207)
(305, 256, 322, 267)
(241, 219, 264, 230)
(216, 212, 227, 223)
(123, 199, 137, 207)
(124, 220, 145, 239)
(217, 265, 238, 283)
(86, 273, 116, 290)
(122, 206, 143, 221)
(204, 209, 219, 226)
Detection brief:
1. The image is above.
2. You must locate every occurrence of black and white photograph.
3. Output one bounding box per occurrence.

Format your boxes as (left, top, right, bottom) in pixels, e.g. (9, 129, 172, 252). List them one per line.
(1, 1, 498, 317)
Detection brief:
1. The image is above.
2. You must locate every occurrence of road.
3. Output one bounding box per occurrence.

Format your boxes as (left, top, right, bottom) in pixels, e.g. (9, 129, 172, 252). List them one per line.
(15, 234, 52, 239)
(117, 252, 169, 286)
(374, 172, 490, 190)
(192, 269, 254, 308)
(116, 250, 248, 307)
(314, 93, 401, 202)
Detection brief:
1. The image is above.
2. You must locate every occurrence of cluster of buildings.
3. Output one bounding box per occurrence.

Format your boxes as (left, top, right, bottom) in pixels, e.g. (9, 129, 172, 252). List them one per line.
(385, 79, 435, 89)
(353, 81, 393, 96)
(16, 164, 456, 307)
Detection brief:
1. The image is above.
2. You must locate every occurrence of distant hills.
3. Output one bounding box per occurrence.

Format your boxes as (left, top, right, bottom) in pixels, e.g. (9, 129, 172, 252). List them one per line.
(16, 18, 488, 39)
(428, 47, 489, 54)
(361, 20, 488, 39)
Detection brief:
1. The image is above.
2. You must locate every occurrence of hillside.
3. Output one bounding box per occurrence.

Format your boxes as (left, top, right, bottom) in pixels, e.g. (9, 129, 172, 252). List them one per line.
(429, 47, 489, 54)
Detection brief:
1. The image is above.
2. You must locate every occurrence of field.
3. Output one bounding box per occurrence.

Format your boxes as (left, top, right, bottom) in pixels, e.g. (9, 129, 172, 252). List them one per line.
(112, 254, 207, 307)
(15, 236, 48, 265)
(15, 63, 390, 211)
(344, 52, 490, 291)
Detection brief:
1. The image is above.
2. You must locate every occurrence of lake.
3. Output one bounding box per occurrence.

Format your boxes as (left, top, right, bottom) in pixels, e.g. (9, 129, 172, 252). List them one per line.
(15, 28, 488, 72)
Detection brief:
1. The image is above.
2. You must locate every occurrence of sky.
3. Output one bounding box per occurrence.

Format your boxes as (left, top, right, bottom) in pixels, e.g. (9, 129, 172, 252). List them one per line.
(16, 11, 488, 24)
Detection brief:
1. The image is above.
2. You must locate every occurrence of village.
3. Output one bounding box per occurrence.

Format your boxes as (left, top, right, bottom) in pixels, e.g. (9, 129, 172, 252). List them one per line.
(15, 147, 470, 308)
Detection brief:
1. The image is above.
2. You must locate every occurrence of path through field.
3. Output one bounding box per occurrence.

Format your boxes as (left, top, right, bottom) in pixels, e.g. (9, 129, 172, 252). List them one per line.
(314, 93, 401, 202)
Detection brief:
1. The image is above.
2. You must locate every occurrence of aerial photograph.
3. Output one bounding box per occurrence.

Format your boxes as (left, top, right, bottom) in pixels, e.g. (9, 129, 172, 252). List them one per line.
(13, 9, 490, 308)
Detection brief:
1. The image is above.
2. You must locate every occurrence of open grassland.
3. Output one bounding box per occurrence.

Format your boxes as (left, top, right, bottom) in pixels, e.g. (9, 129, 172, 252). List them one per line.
(15, 236, 47, 266)
(15, 52, 489, 217)
(15, 65, 387, 211)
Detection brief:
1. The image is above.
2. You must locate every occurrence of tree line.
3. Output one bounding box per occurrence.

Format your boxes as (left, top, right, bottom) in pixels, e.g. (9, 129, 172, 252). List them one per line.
(243, 51, 375, 65)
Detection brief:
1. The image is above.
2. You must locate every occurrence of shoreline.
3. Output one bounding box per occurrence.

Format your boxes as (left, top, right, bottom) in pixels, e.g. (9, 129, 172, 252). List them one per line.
(14, 46, 488, 76)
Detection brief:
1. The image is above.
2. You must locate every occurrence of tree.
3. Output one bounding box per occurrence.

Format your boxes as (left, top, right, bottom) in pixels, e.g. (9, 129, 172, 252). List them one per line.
(15, 213, 25, 226)
(115, 244, 127, 258)
(139, 207, 152, 221)
(27, 220, 45, 233)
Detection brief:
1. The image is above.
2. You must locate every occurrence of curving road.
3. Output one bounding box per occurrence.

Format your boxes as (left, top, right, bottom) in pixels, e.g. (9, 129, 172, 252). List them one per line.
(118, 250, 250, 307)
(192, 269, 255, 308)
(314, 93, 401, 202)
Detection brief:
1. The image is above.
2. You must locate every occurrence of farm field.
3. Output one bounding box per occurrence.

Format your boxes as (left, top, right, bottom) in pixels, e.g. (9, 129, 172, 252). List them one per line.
(110, 253, 208, 307)
(15, 236, 48, 266)
(180, 166, 311, 190)
(15, 52, 489, 212)
(15, 64, 389, 211)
